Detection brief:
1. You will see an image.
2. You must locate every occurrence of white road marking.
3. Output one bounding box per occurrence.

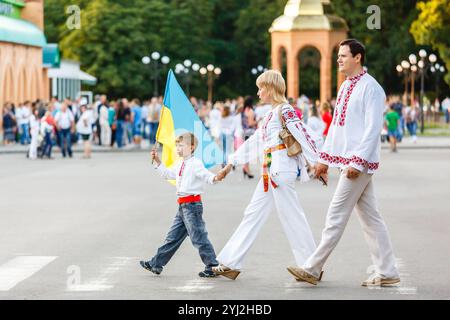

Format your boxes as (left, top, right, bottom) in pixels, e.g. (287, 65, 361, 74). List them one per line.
(170, 279, 216, 293)
(66, 257, 133, 292)
(367, 258, 418, 295)
(0, 256, 57, 291)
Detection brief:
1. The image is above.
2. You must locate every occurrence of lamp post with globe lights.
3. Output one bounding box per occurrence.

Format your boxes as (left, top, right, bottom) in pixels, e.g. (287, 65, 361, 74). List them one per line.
(251, 65, 268, 77)
(399, 60, 411, 104)
(408, 54, 418, 104)
(174, 59, 199, 96)
(417, 49, 437, 133)
(199, 64, 222, 102)
(142, 51, 170, 97)
(431, 63, 446, 102)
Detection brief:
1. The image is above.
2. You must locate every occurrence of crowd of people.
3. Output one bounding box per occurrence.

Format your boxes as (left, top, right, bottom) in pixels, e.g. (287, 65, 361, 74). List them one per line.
(383, 95, 450, 152)
(2, 93, 450, 160)
(1, 95, 164, 159)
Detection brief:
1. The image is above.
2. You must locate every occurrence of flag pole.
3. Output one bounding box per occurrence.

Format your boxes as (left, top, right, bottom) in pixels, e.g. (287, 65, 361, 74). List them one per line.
(152, 70, 171, 164)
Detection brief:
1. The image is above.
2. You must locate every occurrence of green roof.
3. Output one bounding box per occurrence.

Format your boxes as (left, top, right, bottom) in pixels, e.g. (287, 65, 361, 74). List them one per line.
(1, 0, 25, 7)
(0, 15, 46, 47)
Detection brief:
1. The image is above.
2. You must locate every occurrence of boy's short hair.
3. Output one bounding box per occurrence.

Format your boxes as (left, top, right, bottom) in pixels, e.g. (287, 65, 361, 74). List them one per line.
(175, 132, 198, 151)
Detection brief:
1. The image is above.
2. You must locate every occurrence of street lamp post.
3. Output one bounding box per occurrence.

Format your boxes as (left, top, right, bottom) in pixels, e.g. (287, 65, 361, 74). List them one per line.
(431, 63, 445, 101)
(175, 60, 200, 96)
(408, 54, 418, 104)
(417, 49, 437, 133)
(151, 52, 160, 96)
(183, 60, 192, 96)
(200, 64, 221, 102)
(145, 51, 170, 97)
(142, 56, 151, 95)
(400, 60, 410, 105)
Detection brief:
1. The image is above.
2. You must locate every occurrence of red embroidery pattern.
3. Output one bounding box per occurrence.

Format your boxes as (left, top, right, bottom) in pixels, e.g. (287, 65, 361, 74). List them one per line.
(262, 111, 273, 141)
(333, 70, 366, 126)
(178, 161, 185, 176)
(281, 105, 318, 154)
(320, 152, 379, 171)
(281, 105, 299, 125)
(296, 122, 318, 153)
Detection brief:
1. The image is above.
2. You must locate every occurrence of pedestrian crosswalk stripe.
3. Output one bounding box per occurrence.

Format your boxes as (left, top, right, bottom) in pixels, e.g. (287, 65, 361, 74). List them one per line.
(0, 256, 57, 291)
(66, 257, 133, 292)
(169, 279, 215, 293)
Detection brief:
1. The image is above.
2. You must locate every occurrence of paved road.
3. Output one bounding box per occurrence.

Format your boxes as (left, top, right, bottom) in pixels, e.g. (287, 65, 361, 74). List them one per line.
(0, 149, 449, 299)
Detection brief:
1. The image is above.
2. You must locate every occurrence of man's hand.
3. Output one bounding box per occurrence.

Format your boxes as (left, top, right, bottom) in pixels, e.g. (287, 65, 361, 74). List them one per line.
(346, 167, 361, 180)
(314, 163, 328, 179)
(318, 172, 328, 186)
(151, 147, 161, 166)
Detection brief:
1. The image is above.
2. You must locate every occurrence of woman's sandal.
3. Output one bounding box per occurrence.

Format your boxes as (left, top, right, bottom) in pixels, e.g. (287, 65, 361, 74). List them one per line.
(296, 270, 324, 282)
(212, 264, 241, 280)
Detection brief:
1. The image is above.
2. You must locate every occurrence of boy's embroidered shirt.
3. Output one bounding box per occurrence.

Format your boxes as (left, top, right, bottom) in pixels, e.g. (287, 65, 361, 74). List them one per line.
(155, 156, 216, 196)
(319, 72, 385, 173)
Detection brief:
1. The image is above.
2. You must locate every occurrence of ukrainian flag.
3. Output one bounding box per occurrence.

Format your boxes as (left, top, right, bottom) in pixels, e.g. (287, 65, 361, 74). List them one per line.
(156, 70, 222, 173)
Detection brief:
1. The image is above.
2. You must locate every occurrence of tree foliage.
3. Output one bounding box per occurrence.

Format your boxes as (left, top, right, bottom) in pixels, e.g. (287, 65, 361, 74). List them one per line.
(410, 0, 450, 86)
(44, 0, 448, 100)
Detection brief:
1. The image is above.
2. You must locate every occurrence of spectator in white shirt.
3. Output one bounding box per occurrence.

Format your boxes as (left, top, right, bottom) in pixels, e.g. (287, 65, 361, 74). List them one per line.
(306, 106, 325, 149)
(209, 102, 222, 142)
(442, 96, 450, 124)
(28, 104, 40, 160)
(76, 105, 95, 158)
(99, 102, 111, 147)
(17, 101, 31, 145)
(254, 103, 272, 127)
(147, 97, 162, 145)
(55, 102, 75, 158)
(219, 105, 236, 167)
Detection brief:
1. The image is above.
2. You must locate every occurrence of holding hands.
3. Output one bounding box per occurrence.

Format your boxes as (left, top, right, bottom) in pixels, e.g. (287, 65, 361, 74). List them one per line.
(214, 164, 233, 182)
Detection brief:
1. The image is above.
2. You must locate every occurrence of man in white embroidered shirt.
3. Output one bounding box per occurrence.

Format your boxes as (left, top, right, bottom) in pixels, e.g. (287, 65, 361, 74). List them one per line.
(140, 132, 231, 278)
(287, 39, 400, 287)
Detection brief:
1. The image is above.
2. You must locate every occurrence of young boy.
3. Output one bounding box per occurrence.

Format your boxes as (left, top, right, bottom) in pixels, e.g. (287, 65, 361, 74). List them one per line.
(140, 132, 231, 277)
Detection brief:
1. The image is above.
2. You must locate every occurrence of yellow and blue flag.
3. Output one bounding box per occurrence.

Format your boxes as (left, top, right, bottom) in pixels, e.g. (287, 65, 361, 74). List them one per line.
(156, 70, 222, 171)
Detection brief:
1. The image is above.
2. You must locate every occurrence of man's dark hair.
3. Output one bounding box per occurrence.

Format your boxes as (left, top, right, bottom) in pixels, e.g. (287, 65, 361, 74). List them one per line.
(339, 39, 366, 65)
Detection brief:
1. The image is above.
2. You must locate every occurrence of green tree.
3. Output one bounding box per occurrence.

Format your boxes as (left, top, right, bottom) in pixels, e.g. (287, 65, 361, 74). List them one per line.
(410, 0, 450, 86)
(59, 0, 168, 98)
(332, 0, 419, 94)
(233, 0, 285, 96)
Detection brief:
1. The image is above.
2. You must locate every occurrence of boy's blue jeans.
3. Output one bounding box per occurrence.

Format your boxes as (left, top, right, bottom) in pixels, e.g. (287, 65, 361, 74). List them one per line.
(147, 201, 218, 273)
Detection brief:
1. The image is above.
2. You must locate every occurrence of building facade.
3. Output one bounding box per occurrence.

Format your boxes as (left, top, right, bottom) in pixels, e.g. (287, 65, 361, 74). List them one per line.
(0, 0, 48, 128)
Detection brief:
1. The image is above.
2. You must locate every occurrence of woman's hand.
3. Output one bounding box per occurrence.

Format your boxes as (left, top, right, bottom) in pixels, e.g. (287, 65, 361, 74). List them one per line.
(215, 164, 233, 182)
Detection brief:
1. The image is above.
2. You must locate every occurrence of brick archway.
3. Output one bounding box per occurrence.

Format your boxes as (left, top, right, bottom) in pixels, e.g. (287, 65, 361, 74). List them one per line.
(297, 45, 321, 100)
(269, 0, 349, 102)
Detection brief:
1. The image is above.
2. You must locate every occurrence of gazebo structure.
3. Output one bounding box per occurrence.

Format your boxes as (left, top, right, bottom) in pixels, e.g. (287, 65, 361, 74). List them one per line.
(270, 0, 349, 102)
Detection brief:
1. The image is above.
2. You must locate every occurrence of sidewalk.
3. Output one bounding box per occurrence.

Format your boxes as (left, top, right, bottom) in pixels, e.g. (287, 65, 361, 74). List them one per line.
(1, 136, 450, 154)
(0, 140, 155, 154)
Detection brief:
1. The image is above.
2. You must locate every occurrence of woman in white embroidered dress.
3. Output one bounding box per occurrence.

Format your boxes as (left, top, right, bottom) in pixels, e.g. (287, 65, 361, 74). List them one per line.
(212, 70, 326, 280)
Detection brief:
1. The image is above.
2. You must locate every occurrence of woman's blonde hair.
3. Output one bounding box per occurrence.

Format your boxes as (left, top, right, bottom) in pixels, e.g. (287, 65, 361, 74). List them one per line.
(256, 70, 288, 105)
